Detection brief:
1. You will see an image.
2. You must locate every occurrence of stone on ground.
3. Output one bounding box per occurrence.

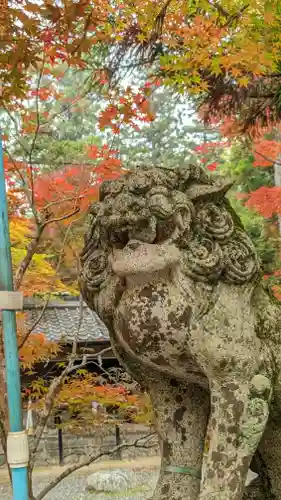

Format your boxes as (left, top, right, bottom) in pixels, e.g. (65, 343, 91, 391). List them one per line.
(86, 469, 132, 493)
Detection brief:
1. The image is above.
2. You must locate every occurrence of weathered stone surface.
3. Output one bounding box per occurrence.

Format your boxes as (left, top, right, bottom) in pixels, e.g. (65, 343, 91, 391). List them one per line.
(86, 470, 132, 492)
(80, 165, 281, 500)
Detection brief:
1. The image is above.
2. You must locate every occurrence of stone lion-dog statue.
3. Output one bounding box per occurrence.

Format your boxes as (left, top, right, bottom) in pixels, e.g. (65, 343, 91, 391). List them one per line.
(80, 165, 281, 500)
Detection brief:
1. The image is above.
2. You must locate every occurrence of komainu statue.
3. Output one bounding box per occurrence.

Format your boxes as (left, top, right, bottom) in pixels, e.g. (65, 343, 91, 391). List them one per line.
(80, 165, 281, 500)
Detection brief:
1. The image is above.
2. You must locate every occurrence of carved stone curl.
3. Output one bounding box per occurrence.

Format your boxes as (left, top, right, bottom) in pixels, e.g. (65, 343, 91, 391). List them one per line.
(80, 165, 281, 500)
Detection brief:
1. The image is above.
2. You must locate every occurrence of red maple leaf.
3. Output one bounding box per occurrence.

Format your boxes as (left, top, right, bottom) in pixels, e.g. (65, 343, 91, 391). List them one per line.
(246, 186, 281, 218)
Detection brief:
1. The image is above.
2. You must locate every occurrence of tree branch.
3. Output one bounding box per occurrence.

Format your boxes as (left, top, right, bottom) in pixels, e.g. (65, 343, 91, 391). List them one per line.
(2, 105, 30, 157)
(35, 433, 157, 500)
(43, 194, 87, 211)
(19, 220, 75, 348)
(14, 225, 44, 291)
(68, 12, 93, 57)
(3, 146, 37, 221)
(28, 54, 46, 211)
(254, 149, 281, 167)
(14, 206, 79, 292)
(41, 208, 80, 229)
(19, 296, 50, 350)
(29, 351, 97, 471)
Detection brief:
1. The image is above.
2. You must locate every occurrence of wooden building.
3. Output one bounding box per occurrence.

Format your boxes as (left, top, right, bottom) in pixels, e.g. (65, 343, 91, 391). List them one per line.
(23, 295, 119, 379)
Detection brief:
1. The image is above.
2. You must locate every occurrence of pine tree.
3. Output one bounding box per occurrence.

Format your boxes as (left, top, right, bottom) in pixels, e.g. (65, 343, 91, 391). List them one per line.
(116, 89, 221, 169)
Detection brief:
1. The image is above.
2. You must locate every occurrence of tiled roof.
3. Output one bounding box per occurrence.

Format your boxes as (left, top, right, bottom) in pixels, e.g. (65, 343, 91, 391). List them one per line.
(23, 297, 109, 344)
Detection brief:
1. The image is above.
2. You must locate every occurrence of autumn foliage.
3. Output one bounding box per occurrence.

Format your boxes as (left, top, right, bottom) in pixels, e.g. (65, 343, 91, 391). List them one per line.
(2, 0, 281, 140)
(246, 186, 281, 218)
(193, 140, 230, 172)
(243, 132, 281, 220)
(253, 140, 281, 168)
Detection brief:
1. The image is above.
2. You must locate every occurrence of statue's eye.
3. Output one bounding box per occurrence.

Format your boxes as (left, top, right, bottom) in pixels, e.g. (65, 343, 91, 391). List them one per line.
(110, 228, 129, 249)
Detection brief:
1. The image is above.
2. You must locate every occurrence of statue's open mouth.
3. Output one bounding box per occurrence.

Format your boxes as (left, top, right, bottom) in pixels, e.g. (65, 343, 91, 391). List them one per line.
(108, 212, 185, 248)
(107, 211, 188, 279)
(110, 239, 181, 277)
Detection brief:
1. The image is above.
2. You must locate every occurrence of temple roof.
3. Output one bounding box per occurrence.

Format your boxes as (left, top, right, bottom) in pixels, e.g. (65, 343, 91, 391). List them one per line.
(23, 296, 109, 344)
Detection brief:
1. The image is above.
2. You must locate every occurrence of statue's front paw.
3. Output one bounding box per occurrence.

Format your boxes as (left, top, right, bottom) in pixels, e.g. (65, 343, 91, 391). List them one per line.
(250, 374, 272, 401)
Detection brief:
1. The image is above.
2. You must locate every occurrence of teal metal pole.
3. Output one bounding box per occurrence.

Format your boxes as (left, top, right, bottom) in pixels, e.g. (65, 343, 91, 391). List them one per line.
(0, 136, 29, 498)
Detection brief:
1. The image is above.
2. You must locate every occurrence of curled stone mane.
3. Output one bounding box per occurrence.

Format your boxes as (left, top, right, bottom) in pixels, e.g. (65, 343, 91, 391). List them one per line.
(80, 164, 260, 309)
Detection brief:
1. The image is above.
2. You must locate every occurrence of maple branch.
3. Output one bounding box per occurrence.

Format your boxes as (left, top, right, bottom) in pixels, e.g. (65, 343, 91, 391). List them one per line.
(76, 347, 112, 361)
(19, 296, 50, 350)
(29, 350, 106, 473)
(28, 54, 46, 212)
(3, 146, 30, 197)
(221, 4, 249, 28)
(207, 0, 229, 17)
(19, 221, 75, 348)
(3, 146, 41, 227)
(14, 225, 44, 291)
(204, 1, 249, 29)
(35, 433, 157, 500)
(254, 149, 281, 167)
(68, 346, 114, 373)
(15, 206, 79, 292)
(39, 71, 98, 127)
(153, 0, 173, 38)
(69, 12, 92, 56)
(29, 285, 95, 476)
(3, 61, 97, 153)
(43, 194, 85, 211)
(41, 207, 80, 228)
(54, 215, 85, 276)
(1, 105, 30, 157)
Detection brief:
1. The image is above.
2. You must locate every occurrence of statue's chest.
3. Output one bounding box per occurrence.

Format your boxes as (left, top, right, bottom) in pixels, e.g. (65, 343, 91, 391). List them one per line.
(113, 279, 197, 376)
(112, 280, 261, 382)
(189, 283, 261, 379)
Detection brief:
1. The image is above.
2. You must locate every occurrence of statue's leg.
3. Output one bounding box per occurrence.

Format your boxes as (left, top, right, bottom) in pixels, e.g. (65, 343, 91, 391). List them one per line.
(242, 477, 266, 500)
(109, 340, 209, 499)
(242, 440, 281, 500)
(147, 375, 209, 500)
(250, 418, 281, 500)
(199, 376, 271, 500)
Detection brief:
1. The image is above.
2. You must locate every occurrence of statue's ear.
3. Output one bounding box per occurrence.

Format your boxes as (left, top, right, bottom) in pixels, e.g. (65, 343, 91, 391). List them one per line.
(185, 180, 234, 201)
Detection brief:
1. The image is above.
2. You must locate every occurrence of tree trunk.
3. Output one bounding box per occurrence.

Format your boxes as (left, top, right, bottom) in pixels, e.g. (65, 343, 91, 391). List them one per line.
(274, 156, 281, 237)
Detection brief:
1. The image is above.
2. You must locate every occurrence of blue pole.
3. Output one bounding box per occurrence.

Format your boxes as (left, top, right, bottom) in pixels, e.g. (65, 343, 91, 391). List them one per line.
(0, 136, 29, 498)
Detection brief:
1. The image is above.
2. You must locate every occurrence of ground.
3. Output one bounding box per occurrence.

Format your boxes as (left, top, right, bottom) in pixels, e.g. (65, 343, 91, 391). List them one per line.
(0, 456, 257, 499)
(0, 456, 160, 500)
